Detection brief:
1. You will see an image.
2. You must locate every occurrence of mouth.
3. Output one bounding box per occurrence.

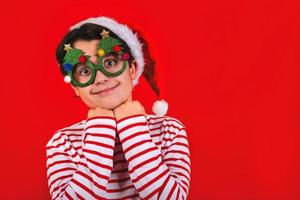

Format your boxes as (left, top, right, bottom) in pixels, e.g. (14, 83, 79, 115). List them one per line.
(91, 84, 120, 96)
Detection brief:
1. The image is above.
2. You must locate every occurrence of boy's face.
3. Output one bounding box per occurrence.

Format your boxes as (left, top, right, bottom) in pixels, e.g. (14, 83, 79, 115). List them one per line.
(70, 39, 136, 109)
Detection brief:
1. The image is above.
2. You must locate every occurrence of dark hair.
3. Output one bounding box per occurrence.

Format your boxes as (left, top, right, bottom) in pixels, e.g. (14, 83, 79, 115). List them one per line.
(56, 23, 134, 75)
(56, 22, 160, 97)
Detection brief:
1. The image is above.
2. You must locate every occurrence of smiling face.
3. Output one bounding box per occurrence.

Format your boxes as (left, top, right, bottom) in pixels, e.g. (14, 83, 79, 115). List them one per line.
(70, 39, 137, 109)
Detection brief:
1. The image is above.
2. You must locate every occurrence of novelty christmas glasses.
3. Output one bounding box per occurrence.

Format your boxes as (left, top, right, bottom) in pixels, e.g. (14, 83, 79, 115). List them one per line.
(62, 30, 130, 87)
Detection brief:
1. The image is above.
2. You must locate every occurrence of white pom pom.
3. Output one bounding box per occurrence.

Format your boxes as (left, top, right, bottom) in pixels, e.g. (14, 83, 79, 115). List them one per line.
(64, 75, 71, 83)
(152, 99, 168, 116)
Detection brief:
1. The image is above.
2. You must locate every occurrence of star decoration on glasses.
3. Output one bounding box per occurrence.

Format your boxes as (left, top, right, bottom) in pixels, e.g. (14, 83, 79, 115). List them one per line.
(64, 44, 73, 52)
(100, 29, 110, 38)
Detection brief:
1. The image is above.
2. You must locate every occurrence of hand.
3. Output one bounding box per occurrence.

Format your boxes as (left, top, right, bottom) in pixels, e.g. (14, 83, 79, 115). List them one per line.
(87, 107, 114, 119)
(113, 100, 146, 121)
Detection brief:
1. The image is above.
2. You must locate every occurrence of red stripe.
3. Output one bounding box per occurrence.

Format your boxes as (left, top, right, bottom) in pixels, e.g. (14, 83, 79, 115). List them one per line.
(148, 115, 166, 121)
(170, 174, 188, 194)
(68, 139, 82, 143)
(176, 186, 181, 200)
(85, 158, 112, 170)
(161, 141, 189, 150)
(52, 182, 68, 199)
(123, 139, 152, 154)
(127, 146, 157, 162)
(164, 150, 190, 158)
(51, 131, 82, 145)
(52, 133, 66, 144)
(46, 139, 68, 150)
(107, 184, 135, 193)
(75, 191, 85, 200)
(46, 151, 69, 160)
(50, 175, 72, 194)
(149, 126, 161, 132)
(148, 120, 164, 126)
(63, 146, 80, 158)
(157, 173, 171, 199)
(108, 176, 130, 183)
(171, 174, 189, 190)
(166, 181, 177, 200)
(128, 154, 161, 174)
(78, 162, 109, 180)
(143, 187, 159, 199)
(166, 134, 188, 143)
(89, 167, 110, 181)
(60, 128, 84, 132)
(116, 114, 145, 124)
(118, 122, 148, 135)
(85, 124, 116, 132)
(131, 161, 164, 184)
(64, 189, 73, 199)
(120, 130, 148, 144)
(84, 140, 114, 150)
(165, 124, 186, 131)
(163, 157, 191, 168)
(83, 132, 115, 143)
(162, 119, 185, 127)
(66, 133, 84, 137)
(138, 168, 169, 192)
(171, 174, 190, 189)
(47, 160, 76, 169)
(71, 178, 103, 200)
(151, 130, 177, 138)
(83, 148, 113, 160)
(166, 163, 191, 176)
(174, 172, 190, 184)
(76, 170, 107, 191)
(47, 167, 76, 180)
(151, 124, 185, 132)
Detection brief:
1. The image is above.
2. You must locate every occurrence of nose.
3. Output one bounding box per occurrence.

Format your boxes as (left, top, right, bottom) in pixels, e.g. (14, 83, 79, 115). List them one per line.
(94, 70, 109, 85)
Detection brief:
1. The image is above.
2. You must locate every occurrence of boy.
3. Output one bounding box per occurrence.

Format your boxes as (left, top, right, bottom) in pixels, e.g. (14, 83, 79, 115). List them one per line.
(46, 16, 191, 200)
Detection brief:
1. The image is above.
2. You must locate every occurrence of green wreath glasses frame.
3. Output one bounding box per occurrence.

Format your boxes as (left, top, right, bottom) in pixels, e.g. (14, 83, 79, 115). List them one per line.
(71, 53, 127, 87)
(62, 30, 131, 87)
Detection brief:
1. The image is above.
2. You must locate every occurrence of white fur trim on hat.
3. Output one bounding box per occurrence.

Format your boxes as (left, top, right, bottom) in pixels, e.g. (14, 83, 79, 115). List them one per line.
(152, 99, 168, 116)
(69, 17, 144, 86)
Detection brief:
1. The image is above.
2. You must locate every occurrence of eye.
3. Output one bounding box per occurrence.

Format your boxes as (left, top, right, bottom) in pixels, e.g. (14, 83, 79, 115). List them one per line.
(104, 58, 117, 67)
(78, 65, 91, 76)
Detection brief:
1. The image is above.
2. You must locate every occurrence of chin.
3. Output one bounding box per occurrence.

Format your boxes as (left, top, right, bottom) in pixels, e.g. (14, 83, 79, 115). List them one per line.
(95, 100, 123, 110)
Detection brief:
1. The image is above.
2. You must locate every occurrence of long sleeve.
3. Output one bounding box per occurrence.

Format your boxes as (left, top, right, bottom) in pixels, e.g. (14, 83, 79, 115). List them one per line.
(46, 116, 116, 200)
(116, 114, 191, 200)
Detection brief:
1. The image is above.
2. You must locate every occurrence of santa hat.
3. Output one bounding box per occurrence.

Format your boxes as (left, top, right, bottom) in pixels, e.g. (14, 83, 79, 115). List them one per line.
(69, 16, 168, 116)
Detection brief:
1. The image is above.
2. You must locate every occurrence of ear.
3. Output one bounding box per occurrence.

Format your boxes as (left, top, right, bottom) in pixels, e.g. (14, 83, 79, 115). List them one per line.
(70, 84, 80, 96)
(129, 60, 137, 80)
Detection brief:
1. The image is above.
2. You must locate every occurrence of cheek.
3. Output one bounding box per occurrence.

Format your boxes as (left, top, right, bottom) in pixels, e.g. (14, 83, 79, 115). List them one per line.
(114, 83, 131, 100)
(77, 88, 94, 106)
(116, 77, 133, 95)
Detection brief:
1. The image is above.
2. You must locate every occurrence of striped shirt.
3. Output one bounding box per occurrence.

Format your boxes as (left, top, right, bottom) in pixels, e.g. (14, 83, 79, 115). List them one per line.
(46, 114, 191, 200)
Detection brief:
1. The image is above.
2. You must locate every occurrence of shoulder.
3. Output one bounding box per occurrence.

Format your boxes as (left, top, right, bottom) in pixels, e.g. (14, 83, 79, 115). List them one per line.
(46, 120, 86, 148)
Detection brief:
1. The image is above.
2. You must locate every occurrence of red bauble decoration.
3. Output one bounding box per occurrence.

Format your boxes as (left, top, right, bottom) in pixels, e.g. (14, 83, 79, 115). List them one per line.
(113, 45, 121, 52)
(79, 55, 87, 63)
(122, 53, 130, 60)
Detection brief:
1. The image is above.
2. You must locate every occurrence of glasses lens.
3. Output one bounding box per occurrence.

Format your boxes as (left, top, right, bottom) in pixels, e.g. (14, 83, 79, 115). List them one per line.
(101, 53, 126, 73)
(72, 63, 93, 84)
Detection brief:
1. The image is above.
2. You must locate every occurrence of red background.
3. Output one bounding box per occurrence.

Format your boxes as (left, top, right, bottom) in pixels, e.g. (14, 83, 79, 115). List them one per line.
(0, 0, 300, 199)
